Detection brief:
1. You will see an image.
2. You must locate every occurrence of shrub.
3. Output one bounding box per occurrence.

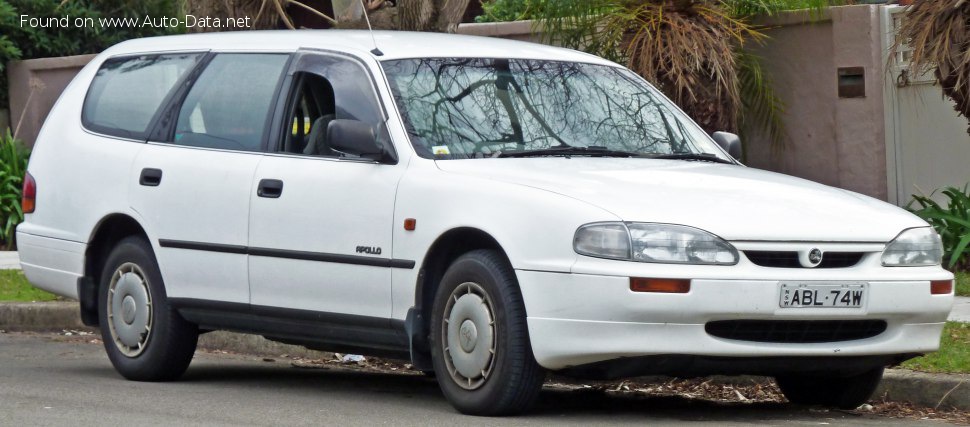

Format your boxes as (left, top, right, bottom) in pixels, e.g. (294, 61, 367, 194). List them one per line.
(0, 0, 184, 108)
(0, 128, 28, 250)
(475, 0, 547, 23)
(909, 185, 970, 270)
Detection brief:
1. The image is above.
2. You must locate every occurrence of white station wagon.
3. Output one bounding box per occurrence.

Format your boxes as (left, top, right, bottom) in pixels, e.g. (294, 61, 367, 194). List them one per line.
(18, 30, 953, 415)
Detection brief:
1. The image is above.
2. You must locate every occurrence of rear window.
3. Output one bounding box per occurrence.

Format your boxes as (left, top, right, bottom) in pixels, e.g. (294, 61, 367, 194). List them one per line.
(82, 53, 203, 140)
(173, 53, 289, 152)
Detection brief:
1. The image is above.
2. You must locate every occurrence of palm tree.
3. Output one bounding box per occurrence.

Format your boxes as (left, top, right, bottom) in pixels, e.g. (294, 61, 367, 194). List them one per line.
(896, 0, 970, 135)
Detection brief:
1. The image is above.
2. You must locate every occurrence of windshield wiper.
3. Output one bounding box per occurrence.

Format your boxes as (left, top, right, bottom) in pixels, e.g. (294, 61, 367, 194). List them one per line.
(648, 153, 736, 164)
(498, 145, 641, 158)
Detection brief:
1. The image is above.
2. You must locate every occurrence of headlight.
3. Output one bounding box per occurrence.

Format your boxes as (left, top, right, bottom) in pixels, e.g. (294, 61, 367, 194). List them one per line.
(574, 222, 738, 265)
(881, 227, 943, 266)
(574, 222, 631, 259)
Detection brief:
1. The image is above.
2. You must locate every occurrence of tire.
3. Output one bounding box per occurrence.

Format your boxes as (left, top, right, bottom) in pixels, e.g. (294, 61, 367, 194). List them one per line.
(776, 367, 884, 409)
(98, 236, 198, 381)
(430, 249, 545, 415)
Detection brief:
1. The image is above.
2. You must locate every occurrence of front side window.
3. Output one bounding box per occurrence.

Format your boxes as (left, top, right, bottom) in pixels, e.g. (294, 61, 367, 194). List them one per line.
(382, 58, 729, 161)
(277, 53, 386, 157)
(82, 53, 202, 139)
(173, 53, 289, 152)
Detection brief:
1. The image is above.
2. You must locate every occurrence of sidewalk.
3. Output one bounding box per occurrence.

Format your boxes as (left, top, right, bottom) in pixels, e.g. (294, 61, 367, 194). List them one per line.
(951, 296, 970, 323)
(0, 251, 20, 269)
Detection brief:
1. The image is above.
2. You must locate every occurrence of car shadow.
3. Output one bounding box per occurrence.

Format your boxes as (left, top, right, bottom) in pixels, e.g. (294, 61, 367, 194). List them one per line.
(171, 360, 862, 423)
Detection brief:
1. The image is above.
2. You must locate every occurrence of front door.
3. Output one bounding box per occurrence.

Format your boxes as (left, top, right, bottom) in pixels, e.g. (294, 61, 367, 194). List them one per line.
(248, 51, 406, 322)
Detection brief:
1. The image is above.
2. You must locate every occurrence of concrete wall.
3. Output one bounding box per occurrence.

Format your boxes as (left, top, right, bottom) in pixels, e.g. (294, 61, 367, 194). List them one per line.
(744, 15, 839, 189)
(457, 19, 543, 43)
(745, 6, 889, 201)
(7, 54, 95, 147)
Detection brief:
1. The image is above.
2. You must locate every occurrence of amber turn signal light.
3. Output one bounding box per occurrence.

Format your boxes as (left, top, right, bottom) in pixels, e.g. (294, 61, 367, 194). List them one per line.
(404, 218, 416, 231)
(22, 171, 36, 214)
(931, 280, 953, 295)
(630, 278, 691, 293)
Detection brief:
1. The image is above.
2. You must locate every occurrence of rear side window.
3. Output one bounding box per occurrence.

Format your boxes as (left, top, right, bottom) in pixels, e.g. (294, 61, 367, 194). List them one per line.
(82, 53, 202, 140)
(173, 53, 289, 152)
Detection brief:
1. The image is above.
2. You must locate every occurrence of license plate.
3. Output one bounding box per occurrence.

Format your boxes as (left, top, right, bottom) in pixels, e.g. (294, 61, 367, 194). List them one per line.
(779, 282, 867, 308)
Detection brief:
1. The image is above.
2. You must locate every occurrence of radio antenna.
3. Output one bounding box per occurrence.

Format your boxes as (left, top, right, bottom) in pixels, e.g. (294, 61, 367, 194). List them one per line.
(359, 0, 384, 56)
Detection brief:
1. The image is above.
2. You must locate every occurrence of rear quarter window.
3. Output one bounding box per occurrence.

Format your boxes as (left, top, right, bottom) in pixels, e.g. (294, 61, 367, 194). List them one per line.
(82, 53, 203, 140)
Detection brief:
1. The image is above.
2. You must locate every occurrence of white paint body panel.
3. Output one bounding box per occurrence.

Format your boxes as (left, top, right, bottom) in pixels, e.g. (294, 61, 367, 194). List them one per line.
(129, 144, 258, 304)
(248, 155, 404, 317)
(434, 158, 924, 242)
(16, 31, 953, 373)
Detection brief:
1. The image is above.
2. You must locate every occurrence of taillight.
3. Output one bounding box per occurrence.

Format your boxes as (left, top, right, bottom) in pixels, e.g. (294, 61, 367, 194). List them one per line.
(931, 280, 953, 295)
(22, 171, 35, 214)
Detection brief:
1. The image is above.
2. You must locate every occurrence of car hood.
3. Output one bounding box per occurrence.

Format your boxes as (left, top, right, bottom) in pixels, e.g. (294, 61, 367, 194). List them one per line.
(434, 158, 925, 242)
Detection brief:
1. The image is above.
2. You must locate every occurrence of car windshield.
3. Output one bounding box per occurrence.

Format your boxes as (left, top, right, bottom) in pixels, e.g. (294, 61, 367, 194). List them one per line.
(381, 58, 731, 161)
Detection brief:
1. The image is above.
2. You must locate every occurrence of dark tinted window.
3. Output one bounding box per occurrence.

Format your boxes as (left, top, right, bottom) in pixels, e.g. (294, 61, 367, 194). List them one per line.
(174, 54, 288, 151)
(82, 53, 202, 139)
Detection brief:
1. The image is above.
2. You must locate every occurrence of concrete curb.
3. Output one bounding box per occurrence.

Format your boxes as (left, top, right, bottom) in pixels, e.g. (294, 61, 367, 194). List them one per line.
(2, 301, 968, 410)
(0, 301, 333, 360)
(876, 369, 970, 411)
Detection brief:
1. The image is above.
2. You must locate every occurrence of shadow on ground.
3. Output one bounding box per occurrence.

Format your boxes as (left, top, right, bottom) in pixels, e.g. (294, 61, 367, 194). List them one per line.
(158, 361, 858, 423)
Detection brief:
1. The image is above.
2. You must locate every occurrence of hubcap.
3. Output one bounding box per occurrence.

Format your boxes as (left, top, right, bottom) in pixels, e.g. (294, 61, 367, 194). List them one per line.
(442, 282, 496, 390)
(107, 262, 153, 358)
(458, 320, 478, 352)
(121, 296, 136, 324)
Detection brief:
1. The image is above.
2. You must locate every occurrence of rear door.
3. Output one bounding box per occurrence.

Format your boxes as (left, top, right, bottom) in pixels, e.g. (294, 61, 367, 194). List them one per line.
(129, 52, 290, 304)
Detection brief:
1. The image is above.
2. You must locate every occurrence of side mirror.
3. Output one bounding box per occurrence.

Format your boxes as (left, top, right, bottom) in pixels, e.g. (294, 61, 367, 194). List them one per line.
(327, 119, 397, 163)
(712, 131, 742, 161)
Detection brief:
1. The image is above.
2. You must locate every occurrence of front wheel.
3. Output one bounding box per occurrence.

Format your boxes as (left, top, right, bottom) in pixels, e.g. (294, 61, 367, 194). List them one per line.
(776, 367, 884, 409)
(98, 236, 198, 381)
(430, 250, 545, 415)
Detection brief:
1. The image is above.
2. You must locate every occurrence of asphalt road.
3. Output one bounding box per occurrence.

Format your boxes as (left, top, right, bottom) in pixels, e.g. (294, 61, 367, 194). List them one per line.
(0, 333, 954, 426)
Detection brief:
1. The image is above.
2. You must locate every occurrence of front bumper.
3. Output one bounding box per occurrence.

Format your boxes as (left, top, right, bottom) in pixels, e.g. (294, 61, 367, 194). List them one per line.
(516, 269, 953, 372)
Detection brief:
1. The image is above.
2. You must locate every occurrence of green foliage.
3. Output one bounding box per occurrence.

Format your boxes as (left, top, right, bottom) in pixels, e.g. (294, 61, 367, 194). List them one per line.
(0, 269, 57, 302)
(909, 185, 970, 270)
(723, 0, 848, 18)
(476, 0, 549, 23)
(957, 271, 970, 297)
(0, 0, 184, 108)
(0, 128, 28, 250)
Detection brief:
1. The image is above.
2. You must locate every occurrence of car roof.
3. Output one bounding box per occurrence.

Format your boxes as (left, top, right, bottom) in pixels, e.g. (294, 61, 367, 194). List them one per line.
(102, 30, 617, 66)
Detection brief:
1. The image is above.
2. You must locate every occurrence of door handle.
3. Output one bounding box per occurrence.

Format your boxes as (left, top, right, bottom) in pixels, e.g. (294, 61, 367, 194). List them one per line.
(139, 168, 163, 187)
(257, 179, 284, 198)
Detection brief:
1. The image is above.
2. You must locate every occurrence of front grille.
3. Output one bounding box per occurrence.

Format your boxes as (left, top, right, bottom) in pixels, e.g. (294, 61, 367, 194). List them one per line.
(705, 320, 887, 343)
(744, 251, 865, 268)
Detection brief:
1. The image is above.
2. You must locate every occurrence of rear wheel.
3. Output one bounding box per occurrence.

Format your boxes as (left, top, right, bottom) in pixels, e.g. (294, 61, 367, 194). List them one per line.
(430, 250, 545, 415)
(98, 236, 198, 381)
(776, 367, 884, 409)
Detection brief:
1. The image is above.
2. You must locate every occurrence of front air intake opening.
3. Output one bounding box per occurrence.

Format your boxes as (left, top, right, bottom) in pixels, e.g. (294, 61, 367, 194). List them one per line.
(705, 319, 887, 343)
